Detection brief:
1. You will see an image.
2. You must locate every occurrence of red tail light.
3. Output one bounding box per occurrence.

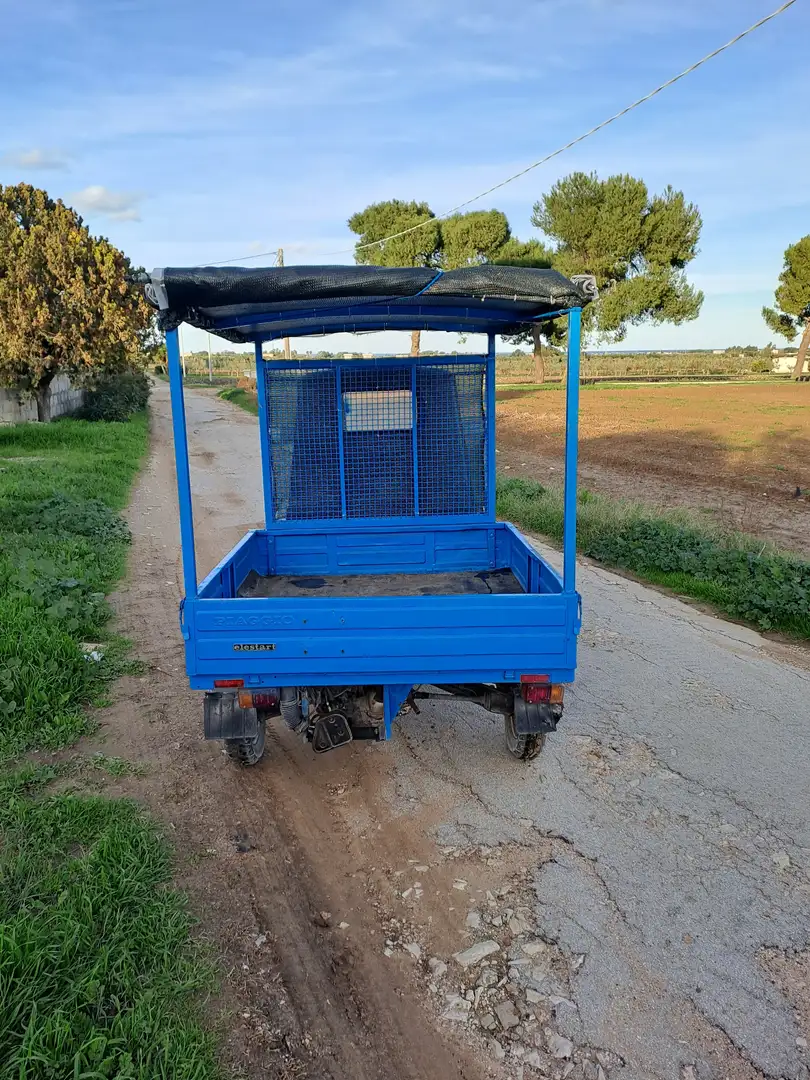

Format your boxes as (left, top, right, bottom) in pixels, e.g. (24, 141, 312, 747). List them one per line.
(214, 679, 244, 688)
(519, 675, 564, 705)
(522, 683, 551, 703)
(238, 691, 279, 710)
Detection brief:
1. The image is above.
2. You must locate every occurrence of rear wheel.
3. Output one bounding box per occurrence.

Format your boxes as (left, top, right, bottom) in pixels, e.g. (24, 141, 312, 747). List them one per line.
(225, 716, 266, 766)
(504, 713, 546, 761)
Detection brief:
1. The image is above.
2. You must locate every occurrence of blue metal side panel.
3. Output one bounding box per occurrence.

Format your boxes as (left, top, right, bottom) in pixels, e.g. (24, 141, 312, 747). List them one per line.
(184, 592, 575, 687)
(271, 524, 504, 576)
(198, 531, 267, 598)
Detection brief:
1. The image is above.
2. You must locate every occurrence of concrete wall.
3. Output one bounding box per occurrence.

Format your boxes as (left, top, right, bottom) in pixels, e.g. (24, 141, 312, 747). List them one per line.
(0, 374, 84, 425)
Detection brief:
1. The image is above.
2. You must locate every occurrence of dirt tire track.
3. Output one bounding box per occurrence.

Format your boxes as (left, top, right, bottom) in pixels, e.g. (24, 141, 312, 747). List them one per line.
(92, 388, 489, 1080)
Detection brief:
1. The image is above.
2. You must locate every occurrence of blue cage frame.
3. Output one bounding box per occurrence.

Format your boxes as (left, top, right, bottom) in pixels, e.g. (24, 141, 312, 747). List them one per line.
(165, 300, 583, 737)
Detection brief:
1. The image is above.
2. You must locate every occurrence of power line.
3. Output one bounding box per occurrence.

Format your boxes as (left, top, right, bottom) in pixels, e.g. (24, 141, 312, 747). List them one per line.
(203, 247, 279, 267)
(206, 0, 798, 267)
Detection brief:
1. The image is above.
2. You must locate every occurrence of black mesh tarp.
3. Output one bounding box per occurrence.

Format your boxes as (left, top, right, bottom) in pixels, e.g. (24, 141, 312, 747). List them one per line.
(146, 264, 595, 342)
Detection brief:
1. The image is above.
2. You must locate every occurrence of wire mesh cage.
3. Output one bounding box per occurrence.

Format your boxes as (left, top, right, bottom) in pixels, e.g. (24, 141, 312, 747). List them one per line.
(264, 360, 488, 521)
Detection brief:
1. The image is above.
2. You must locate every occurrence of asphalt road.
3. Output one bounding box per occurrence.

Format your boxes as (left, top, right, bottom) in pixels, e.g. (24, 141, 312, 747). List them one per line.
(170, 380, 809, 1080)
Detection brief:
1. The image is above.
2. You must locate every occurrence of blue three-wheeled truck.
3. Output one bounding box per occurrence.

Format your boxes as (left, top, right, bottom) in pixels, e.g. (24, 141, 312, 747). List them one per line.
(145, 264, 593, 764)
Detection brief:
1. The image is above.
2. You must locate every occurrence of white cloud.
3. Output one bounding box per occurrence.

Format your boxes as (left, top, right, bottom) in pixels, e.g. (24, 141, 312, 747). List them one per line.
(71, 185, 142, 222)
(1, 147, 69, 170)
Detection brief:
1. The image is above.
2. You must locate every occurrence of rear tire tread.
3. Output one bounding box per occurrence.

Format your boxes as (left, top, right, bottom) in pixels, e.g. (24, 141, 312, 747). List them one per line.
(504, 714, 546, 762)
(225, 718, 266, 766)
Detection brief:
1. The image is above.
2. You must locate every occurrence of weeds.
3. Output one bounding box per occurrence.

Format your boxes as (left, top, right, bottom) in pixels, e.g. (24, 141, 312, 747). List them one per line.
(497, 476, 810, 638)
(88, 752, 146, 777)
(218, 387, 258, 415)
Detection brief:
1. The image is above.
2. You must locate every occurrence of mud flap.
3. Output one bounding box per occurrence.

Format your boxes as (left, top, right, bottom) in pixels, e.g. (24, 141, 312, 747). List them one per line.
(513, 698, 558, 736)
(204, 692, 259, 740)
(311, 712, 353, 754)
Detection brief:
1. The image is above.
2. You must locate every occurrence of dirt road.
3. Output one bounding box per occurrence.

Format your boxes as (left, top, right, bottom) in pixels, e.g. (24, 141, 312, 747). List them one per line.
(99, 381, 809, 1080)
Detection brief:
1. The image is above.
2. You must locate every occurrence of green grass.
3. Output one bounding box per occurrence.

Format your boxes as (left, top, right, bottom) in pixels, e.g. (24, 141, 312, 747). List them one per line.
(0, 413, 223, 1080)
(497, 476, 810, 638)
(0, 777, 219, 1079)
(217, 387, 258, 415)
(0, 415, 149, 760)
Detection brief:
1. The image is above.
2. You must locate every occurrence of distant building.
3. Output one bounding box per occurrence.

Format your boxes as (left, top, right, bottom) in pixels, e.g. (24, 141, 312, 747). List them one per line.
(772, 354, 797, 374)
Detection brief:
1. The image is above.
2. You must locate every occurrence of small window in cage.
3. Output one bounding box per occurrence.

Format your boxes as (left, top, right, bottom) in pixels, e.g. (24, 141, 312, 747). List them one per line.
(342, 390, 414, 432)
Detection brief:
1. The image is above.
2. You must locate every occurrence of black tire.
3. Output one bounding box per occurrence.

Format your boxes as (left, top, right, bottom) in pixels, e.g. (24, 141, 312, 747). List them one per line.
(225, 716, 266, 766)
(504, 713, 546, 761)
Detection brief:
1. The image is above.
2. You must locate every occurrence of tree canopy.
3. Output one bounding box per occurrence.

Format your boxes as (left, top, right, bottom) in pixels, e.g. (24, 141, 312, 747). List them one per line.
(0, 183, 158, 418)
(440, 210, 510, 268)
(347, 200, 441, 270)
(531, 171, 703, 343)
(348, 174, 702, 371)
(762, 235, 810, 378)
(348, 201, 515, 353)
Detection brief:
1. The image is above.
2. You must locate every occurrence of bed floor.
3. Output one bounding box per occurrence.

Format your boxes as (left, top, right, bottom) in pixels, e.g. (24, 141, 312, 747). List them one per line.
(237, 568, 524, 599)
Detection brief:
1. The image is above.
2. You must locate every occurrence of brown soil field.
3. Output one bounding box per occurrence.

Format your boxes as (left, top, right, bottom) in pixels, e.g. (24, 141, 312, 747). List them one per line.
(496, 381, 810, 557)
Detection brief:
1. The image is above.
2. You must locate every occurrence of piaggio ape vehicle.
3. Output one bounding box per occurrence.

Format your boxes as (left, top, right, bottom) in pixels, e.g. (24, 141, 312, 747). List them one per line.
(145, 264, 594, 764)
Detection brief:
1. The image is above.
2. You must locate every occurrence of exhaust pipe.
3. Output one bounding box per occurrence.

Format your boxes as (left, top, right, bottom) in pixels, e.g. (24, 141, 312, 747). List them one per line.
(280, 687, 304, 731)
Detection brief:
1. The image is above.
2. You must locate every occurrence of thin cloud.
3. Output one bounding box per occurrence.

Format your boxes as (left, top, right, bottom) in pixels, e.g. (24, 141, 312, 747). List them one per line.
(1, 147, 69, 170)
(71, 185, 142, 222)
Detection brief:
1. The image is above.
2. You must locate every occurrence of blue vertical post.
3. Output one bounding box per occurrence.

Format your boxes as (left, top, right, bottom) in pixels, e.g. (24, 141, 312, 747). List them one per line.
(335, 364, 347, 518)
(166, 328, 198, 598)
(486, 332, 497, 519)
(563, 308, 581, 593)
(411, 362, 419, 515)
(254, 342, 274, 525)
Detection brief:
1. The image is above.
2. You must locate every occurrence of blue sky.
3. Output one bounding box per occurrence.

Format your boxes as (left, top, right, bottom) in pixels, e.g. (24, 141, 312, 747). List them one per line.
(1, 0, 807, 354)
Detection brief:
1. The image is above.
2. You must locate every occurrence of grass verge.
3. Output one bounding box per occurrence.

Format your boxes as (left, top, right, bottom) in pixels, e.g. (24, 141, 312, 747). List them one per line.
(497, 476, 810, 638)
(0, 414, 222, 1079)
(0, 415, 149, 759)
(218, 386, 258, 415)
(0, 767, 219, 1079)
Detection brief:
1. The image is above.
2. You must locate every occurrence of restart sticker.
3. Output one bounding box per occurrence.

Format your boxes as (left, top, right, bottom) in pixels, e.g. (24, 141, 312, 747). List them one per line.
(233, 643, 276, 652)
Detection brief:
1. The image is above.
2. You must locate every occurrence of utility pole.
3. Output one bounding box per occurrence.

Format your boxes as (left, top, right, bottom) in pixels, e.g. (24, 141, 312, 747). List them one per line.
(277, 248, 292, 361)
(207, 332, 213, 383)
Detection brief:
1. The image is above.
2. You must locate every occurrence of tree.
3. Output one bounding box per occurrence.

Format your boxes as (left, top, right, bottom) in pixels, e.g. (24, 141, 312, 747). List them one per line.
(492, 238, 557, 382)
(762, 235, 810, 379)
(531, 172, 703, 345)
(0, 183, 152, 420)
(440, 210, 510, 268)
(348, 200, 442, 356)
(348, 202, 512, 355)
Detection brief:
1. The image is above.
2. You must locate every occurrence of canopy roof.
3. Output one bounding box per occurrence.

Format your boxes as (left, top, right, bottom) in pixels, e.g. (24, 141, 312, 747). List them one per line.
(146, 264, 595, 343)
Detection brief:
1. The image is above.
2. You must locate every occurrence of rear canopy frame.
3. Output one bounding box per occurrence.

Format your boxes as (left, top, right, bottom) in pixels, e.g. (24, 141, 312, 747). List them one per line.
(150, 264, 590, 605)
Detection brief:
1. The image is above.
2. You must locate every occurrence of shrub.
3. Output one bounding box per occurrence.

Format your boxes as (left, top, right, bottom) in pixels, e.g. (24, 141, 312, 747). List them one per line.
(496, 476, 810, 637)
(750, 357, 773, 373)
(80, 368, 150, 422)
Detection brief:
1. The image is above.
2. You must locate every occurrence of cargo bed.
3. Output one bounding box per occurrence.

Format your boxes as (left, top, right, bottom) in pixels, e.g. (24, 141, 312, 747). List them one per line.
(181, 522, 580, 697)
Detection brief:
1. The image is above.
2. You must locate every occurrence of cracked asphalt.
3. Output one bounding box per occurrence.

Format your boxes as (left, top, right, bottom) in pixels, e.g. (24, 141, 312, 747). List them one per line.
(391, 558, 810, 1079)
(177, 382, 809, 1080)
